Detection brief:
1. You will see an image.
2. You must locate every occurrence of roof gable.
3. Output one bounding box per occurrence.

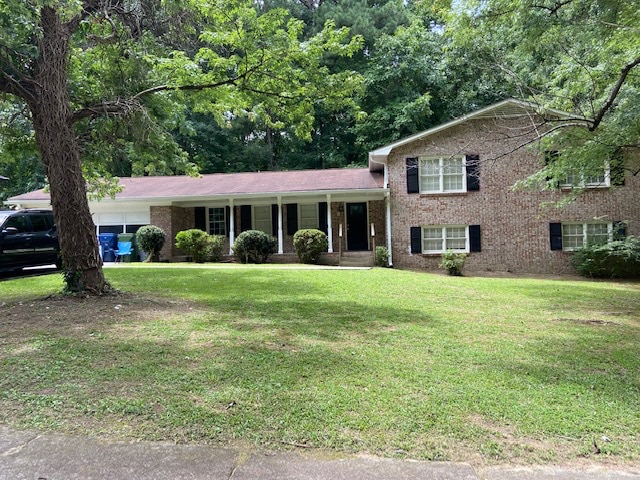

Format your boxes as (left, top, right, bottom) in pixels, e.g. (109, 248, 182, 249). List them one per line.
(368, 98, 578, 170)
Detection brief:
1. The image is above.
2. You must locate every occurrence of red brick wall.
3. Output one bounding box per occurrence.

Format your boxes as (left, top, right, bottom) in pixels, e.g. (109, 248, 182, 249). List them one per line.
(150, 206, 194, 260)
(387, 117, 640, 274)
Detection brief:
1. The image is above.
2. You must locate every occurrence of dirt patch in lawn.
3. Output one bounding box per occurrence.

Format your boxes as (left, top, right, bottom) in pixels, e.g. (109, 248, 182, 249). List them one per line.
(0, 293, 199, 344)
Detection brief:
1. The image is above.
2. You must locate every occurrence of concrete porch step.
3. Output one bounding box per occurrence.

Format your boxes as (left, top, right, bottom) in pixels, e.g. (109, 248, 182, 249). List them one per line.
(339, 251, 375, 267)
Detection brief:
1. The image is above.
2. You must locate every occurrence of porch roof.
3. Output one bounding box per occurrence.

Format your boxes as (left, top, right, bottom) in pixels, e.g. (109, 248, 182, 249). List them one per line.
(8, 168, 385, 205)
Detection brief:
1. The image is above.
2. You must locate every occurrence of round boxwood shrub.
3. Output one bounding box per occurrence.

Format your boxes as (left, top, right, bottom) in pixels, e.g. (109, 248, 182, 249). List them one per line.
(571, 237, 640, 278)
(136, 225, 166, 262)
(293, 229, 328, 264)
(175, 229, 216, 263)
(233, 230, 276, 264)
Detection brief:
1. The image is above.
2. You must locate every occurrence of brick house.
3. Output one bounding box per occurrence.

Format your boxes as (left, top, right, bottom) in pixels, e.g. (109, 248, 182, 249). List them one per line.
(8, 168, 387, 263)
(369, 99, 638, 274)
(7, 99, 639, 273)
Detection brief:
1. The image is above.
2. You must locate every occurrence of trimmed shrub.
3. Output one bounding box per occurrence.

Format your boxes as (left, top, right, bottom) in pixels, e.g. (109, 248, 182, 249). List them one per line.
(136, 225, 166, 262)
(374, 246, 390, 267)
(571, 237, 640, 278)
(175, 229, 216, 263)
(439, 250, 467, 276)
(293, 229, 328, 264)
(233, 230, 276, 264)
(209, 234, 225, 262)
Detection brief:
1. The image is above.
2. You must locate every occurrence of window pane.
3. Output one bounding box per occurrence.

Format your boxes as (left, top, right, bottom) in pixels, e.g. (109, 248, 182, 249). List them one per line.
(443, 174, 463, 191)
(254, 206, 272, 234)
(422, 227, 443, 252)
(586, 223, 609, 245)
(29, 215, 51, 232)
(445, 227, 466, 250)
(299, 204, 318, 230)
(208, 207, 226, 236)
(562, 224, 584, 249)
(443, 157, 464, 174)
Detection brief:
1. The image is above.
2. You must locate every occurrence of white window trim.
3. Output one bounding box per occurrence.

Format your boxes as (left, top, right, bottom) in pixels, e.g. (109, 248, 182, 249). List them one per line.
(298, 203, 319, 230)
(561, 222, 613, 251)
(418, 155, 467, 194)
(252, 205, 273, 234)
(421, 225, 469, 254)
(207, 207, 226, 236)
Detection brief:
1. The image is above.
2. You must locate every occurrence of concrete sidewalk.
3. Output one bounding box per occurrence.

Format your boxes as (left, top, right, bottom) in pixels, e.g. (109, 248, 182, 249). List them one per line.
(1, 427, 639, 480)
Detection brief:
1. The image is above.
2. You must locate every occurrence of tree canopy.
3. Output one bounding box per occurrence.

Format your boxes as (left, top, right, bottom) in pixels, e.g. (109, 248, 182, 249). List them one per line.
(0, 0, 363, 293)
(1, 0, 638, 293)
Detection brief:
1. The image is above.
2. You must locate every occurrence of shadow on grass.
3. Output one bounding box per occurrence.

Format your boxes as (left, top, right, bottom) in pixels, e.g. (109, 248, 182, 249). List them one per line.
(2, 267, 639, 454)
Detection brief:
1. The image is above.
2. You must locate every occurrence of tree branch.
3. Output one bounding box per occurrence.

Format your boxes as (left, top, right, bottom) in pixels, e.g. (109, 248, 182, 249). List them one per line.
(590, 55, 640, 131)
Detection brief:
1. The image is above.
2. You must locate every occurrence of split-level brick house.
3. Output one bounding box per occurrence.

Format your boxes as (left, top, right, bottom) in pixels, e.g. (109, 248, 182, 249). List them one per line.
(8, 99, 639, 274)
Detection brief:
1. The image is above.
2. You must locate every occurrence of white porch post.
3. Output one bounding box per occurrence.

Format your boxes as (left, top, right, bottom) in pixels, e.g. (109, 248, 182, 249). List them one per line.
(385, 192, 393, 266)
(228, 199, 235, 255)
(277, 196, 284, 254)
(326, 194, 333, 253)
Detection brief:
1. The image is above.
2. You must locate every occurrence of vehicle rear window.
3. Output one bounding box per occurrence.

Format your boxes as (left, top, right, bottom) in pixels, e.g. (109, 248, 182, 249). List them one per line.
(30, 214, 52, 232)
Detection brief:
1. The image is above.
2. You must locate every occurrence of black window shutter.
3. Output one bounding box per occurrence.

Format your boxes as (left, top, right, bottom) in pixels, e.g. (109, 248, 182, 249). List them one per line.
(410, 227, 422, 254)
(286, 204, 298, 235)
(543, 151, 560, 189)
(195, 207, 206, 232)
(233, 206, 239, 236)
(614, 220, 627, 240)
(271, 204, 278, 237)
(466, 154, 480, 191)
(318, 202, 328, 234)
(225, 206, 231, 237)
(406, 157, 419, 194)
(240, 205, 252, 232)
(610, 151, 625, 186)
(549, 223, 563, 250)
(469, 225, 481, 252)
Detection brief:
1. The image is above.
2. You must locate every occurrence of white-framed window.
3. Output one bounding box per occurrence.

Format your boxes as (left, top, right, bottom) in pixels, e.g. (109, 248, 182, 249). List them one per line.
(299, 204, 318, 230)
(422, 225, 468, 253)
(419, 155, 466, 193)
(208, 207, 226, 236)
(560, 165, 610, 188)
(562, 222, 612, 251)
(253, 205, 272, 234)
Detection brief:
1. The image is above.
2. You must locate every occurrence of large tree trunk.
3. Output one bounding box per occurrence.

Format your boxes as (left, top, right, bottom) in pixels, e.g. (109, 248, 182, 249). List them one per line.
(28, 7, 110, 294)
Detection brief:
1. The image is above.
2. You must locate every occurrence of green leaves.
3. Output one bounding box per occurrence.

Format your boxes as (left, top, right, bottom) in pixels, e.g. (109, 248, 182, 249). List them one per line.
(448, 0, 640, 192)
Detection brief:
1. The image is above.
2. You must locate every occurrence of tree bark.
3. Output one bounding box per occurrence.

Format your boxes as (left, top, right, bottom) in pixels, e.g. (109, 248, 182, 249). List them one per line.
(27, 7, 109, 294)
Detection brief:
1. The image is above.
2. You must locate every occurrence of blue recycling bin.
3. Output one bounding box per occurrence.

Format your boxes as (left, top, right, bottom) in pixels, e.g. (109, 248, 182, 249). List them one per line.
(98, 233, 118, 262)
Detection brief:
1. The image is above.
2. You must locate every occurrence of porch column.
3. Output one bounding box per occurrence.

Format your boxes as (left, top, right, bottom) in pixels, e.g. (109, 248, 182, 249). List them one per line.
(228, 199, 235, 254)
(326, 194, 333, 253)
(385, 192, 393, 266)
(277, 196, 284, 254)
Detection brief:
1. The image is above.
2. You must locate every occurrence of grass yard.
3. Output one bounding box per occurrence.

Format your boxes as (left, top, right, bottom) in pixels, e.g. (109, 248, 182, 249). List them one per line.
(1, 266, 639, 466)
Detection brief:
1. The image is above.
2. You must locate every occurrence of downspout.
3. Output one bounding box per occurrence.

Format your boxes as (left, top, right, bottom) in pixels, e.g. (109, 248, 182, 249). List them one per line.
(385, 191, 392, 267)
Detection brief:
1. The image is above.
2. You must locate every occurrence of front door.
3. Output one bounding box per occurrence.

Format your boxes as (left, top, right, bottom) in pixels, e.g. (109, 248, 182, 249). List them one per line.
(346, 202, 368, 251)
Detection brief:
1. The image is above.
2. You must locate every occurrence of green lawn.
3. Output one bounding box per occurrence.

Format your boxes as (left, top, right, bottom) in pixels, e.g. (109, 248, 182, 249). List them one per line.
(1, 266, 639, 465)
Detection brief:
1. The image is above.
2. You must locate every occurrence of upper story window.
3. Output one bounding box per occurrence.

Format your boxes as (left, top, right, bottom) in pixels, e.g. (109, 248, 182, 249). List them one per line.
(419, 156, 466, 193)
(561, 167, 610, 189)
(299, 204, 318, 230)
(406, 155, 479, 194)
(208, 207, 226, 236)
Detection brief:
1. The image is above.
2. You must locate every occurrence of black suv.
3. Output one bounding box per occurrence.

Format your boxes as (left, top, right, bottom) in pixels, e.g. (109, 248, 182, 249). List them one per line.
(0, 209, 60, 271)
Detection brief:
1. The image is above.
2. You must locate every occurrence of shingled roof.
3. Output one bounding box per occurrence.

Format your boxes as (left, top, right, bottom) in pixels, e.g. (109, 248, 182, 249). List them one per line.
(9, 168, 384, 203)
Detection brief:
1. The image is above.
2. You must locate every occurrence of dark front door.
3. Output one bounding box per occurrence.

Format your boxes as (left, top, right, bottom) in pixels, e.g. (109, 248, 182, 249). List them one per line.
(346, 202, 368, 251)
